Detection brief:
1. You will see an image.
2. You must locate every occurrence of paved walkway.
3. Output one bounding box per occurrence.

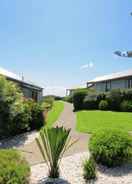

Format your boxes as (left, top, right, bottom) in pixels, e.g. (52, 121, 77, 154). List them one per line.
(54, 102, 89, 156)
(0, 102, 89, 165)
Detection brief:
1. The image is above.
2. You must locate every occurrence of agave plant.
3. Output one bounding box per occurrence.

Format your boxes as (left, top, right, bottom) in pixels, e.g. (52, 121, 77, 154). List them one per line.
(36, 126, 76, 179)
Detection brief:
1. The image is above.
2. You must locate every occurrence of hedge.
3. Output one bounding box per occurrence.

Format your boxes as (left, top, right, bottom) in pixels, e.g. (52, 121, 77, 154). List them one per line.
(72, 88, 132, 112)
(73, 90, 88, 111)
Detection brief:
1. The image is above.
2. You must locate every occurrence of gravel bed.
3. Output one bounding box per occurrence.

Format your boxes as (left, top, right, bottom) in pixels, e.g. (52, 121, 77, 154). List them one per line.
(30, 152, 132, 184)
(0, 131, 38, 148)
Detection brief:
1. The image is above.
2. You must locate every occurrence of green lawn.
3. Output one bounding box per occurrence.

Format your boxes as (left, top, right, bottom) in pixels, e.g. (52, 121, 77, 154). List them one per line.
(76, 110, 132, 133)
(46, 101, 64, 128)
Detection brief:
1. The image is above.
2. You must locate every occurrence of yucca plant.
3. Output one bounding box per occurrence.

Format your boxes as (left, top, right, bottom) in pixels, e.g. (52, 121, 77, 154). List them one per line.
(36, 126, 76, 179)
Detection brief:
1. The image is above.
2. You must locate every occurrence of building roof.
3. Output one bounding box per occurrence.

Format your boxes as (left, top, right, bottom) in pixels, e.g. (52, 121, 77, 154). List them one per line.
(88, 69, 132, 83)
(0, 67, 21, 80)
(0, 67, 43, 90)
(67, 84, 86, 91)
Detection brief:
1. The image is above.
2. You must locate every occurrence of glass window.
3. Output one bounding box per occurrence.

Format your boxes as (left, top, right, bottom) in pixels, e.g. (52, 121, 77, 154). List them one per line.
(128, 79, 132, 88)
(32, 91, 38, 101)
(105, 81, 111, 91)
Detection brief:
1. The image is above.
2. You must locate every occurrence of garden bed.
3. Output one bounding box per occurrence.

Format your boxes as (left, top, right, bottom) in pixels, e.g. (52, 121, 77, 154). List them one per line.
(30, 152, 132, 184)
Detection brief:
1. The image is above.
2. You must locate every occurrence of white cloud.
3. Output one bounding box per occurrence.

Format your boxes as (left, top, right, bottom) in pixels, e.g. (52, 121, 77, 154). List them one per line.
(89, 61, 94, 68)
(80, 62, 94, 70)
(44, 86, 66, 97)
(80, 64, 89, 70)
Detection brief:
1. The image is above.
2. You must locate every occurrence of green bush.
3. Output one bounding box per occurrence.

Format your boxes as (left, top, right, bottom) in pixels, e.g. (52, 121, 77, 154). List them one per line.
(106, 89, 122, 111)
(89, 129, 132, 167)
(71, 87, 132, 112)
(24, 99, 45, 130)
(97, 93, 106, 101)
(0, 76, 45, 139)
(0, 149, 30, 184)
(120, 100, 132, 112)
(0, 76, 32, 138)
(83, 93, 98, 110)
(123, 89, 132, 101)
(43, 96, 54, 109)
(73, 91, 87, 111)
(83, 157, 96, 181)
(98, 100, 108, 110)
(13, 99, 32, 134)
(63, 96, 73, 103)
(30, 101, 44, 130)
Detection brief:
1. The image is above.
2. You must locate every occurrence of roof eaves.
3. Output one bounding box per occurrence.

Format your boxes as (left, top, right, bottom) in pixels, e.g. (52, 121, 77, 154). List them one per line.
(87, 70, 132, 84)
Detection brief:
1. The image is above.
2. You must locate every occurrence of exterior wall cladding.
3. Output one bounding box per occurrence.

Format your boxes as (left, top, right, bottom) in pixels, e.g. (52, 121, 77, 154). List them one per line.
(95, 77, 131, 92)
(8, 79, 43, 102)
(21, 86, 43, 102)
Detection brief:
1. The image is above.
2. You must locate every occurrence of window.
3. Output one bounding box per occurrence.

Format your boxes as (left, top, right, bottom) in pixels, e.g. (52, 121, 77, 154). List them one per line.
(105, 81, 111, 91)
(32, 91, 38, 101)
(128, 79, 132, 88)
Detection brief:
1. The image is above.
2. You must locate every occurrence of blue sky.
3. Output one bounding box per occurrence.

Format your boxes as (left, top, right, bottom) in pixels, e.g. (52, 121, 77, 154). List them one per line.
(0, 0, 132, 96)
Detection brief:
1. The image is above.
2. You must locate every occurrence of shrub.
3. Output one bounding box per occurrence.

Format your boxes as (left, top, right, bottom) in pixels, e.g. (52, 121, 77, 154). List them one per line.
(73, 91, 87, 111)
(83, 157, 96, 181)
(98, 100, 108, 110)
(89, 129, 132, 167)
(54, 96, 63, 100)
(83, 93, 98, 110)
(106, 89, 122, 111)
(0, 76, 32, 138)
(12, 99, 32, 134)
(43, 96, 54, 109)
(0, 149, 30, 184)
(24, 99, 45, 130)
(36, 127, 75, 178)
(63, 95, 73, 103)
(97, 93, 106, 102)
(0, 76, 45, 139)
(29, 101, 45, 130)
(120, 100, 132, 112)
(123, 89, 132, 101)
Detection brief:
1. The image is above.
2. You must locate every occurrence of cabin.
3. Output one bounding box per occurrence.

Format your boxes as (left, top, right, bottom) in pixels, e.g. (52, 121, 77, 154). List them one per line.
(87, 69, 132, 92)
(66, 85, 87, 96)
(0, 67, 43, 102)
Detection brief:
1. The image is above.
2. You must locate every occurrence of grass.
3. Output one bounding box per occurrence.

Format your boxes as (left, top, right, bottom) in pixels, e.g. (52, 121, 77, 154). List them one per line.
(46, 101, 64, 128)
(76, 110, 132, 133)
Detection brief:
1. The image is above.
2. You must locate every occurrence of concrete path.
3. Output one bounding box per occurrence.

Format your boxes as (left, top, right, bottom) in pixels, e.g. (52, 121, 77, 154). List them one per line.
(54, 102, 89, 156)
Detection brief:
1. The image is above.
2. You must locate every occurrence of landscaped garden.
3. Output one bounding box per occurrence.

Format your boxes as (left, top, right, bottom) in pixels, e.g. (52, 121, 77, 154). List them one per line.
(0, 76, 66, 184)
(69, 88, 132, 134)
(0, 76, 132, 184)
